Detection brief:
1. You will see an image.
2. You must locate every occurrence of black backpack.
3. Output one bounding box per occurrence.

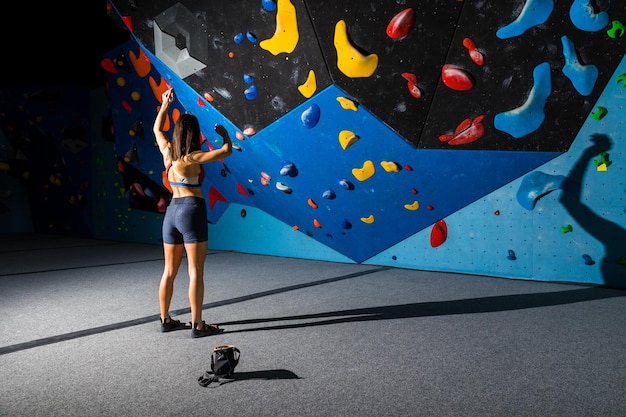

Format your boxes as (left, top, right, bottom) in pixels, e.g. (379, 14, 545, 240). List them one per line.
(198, 345, 240, 387)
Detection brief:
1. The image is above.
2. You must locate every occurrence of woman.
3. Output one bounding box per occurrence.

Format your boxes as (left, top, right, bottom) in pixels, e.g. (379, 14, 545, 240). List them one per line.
(153, 87, 233, 338)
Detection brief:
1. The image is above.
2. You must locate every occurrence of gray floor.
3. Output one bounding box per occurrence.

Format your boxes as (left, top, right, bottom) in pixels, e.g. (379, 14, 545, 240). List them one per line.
(1, 233, 625, 417)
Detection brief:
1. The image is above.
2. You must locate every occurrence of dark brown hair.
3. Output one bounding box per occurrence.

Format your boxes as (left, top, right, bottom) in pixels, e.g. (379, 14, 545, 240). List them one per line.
(170, 113, 201, 161)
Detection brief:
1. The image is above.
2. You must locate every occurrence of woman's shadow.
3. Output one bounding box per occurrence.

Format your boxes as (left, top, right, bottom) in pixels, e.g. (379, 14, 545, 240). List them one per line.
(559, 134, 626, 287)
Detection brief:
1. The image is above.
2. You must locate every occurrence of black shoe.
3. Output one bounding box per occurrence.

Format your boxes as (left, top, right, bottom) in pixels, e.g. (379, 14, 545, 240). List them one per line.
(161, 316, 187, 332)
(191, 321, 224, 338)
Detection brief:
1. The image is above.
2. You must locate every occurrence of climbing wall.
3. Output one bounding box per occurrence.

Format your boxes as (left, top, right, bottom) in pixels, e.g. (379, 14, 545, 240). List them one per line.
(103, 0, 625, 285)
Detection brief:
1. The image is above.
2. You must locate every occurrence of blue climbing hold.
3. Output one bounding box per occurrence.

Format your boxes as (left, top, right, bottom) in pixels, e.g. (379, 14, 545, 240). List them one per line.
(516, 171, 568, 210)
(301, 104, 320, 129)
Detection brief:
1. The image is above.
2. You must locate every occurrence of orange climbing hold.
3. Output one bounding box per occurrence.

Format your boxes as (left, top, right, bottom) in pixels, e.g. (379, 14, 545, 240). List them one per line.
(129, 47, 151, 77)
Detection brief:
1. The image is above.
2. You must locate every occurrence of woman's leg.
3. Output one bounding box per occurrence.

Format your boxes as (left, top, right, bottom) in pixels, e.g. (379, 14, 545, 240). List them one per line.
(159, 242, 184, 321)
(185, 240, 208, 328)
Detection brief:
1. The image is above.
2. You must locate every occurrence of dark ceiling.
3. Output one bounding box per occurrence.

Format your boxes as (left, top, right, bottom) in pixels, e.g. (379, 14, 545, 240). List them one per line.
(0, 1, 130, 88)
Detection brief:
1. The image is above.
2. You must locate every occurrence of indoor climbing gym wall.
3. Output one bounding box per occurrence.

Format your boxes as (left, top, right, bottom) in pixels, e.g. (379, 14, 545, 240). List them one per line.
(0, 86, 93, 236)
(102, 0, 625, 288)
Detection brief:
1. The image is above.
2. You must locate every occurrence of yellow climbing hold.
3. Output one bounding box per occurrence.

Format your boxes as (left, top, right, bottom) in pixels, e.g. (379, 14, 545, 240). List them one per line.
(334, 20, 378, 78)
(336, 96, 358, 111)
(352, 160, 375, 181)
(360, 215, 375, 224)
(298, 70, 317, 98)
(339, 130, 359, 150)
(381, 161, 401, 172)
(259, 0, 299, 55)
(404, 201, 419, 211)
(597, 163, 607, 172)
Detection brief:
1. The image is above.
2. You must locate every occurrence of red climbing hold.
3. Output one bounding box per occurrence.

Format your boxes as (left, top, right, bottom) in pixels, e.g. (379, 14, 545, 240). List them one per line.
(402, 73, 421, 98)
(439, 115, 485, 145)
(386, 8, 416, 39)
(100, 58, 118, 74)
(430, 219, 447, 248)
(462, 38, 484, 66)
(441, 64, 475, 91)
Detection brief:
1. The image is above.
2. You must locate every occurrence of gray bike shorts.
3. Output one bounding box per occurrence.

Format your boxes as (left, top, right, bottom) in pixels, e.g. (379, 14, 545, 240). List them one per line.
(162, 196, 208, 244)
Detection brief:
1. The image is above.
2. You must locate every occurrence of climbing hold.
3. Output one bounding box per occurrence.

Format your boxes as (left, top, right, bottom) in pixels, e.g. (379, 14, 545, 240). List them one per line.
(427, 205, 434, 211)
(243, 127, 256, 136)
(561, 35, 598, 96)
(607, 20, 625, 38)
(561, 224, 573, 233)
(494, 210, 500, 215)
(494, 62, 551, 139)
(401, 73, 421, 98)
(308, 198, 318, 209)
(246, 31, 257, 43)
(497, 0, 554, 39)
(128, 119, 143, 138)
(244, 85, 258, 100)
(116, 76, 127, 87)
(439, 115, 485, 145)
(507, 250, 517, 260)
(334, 20, 378, 78)
(280, 161, 298, 177)
(380, 161, 401, 172)
(234, 33, 244, 44)
(593, 152, 611, 169)
(301, 103, 320, 128)
(441, 64, 475, 91)
(339, 130, 359, 150)
(411, 188, 418, 195)
(129, 47, 151, 78)
(360, 215, 375, 224)
(260, 171, 271, 186)
(341, 219, 352, 230)
(262, 0, 277, 12)
(516, 171, 568, 210)
(462, 38, 484, 66)
(243, 74, 255, 84)
(430, 220, 447, 248)
(590, 106, 607, 120)
(259, 0, 299, 55)
(404, 201, 419, 211)
(386, 8, 416, 39)
(352, 160, 375, 181)
(582, 254, 595, 265)
(313, 218, 322, 228)
(570, 0, 609, 32)
(298, 70, 317, 98)
(339, 179, 355, 190)
(276, 182, 292, 194)
(203, 92, 214, 102)
(322, 189, 336, 200)
(336, 96, 358, 111)
(124, 144, 138, 163)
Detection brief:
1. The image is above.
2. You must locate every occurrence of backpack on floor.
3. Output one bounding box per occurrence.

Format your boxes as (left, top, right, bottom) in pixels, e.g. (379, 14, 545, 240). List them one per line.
(198, 345, 240, 387)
